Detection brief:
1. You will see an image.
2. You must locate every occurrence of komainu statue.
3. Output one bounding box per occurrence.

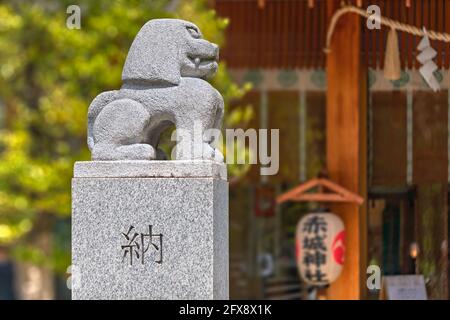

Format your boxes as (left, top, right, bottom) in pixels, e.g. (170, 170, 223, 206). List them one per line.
(87, 19, 224, 161)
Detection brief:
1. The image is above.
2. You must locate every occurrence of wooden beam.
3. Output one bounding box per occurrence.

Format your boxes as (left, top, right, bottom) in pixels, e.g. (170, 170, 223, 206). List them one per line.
(276, 178, 364, 204)
(292, 194, 353, 202)
(276, 179, 319, 203)
(326, 0, 368, 300)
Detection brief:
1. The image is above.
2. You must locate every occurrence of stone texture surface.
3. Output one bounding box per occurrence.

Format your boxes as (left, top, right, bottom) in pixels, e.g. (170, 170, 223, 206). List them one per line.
(72, 161, 228, 300)
(74, 160, 227, 180)
(86, 19, 224, 162)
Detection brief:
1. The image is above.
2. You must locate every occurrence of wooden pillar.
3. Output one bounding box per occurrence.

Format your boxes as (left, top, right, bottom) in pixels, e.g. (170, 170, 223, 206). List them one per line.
(326, 0, 368, 300)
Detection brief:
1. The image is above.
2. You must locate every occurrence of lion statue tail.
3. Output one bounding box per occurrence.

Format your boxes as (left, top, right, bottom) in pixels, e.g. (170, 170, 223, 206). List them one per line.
(87, 91, 118, 151)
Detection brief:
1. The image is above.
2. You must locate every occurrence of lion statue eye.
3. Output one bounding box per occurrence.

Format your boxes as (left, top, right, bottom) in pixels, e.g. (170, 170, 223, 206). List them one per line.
(186, 26, 201, 39)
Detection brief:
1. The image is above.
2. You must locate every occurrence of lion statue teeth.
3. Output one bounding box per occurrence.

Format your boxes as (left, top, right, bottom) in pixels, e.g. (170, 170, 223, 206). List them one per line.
(87, 19, 224, 162)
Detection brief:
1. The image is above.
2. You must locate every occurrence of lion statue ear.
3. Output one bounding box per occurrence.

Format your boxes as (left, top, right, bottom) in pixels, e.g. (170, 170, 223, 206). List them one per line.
(122, 20, 182, 86)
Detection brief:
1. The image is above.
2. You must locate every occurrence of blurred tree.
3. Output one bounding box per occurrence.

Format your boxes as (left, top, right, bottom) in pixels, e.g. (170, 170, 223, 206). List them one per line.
(0, 0, 250, 274)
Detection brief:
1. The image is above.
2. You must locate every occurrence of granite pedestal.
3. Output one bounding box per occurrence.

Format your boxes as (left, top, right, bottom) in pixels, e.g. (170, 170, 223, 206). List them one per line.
(71, 160, 228, 300)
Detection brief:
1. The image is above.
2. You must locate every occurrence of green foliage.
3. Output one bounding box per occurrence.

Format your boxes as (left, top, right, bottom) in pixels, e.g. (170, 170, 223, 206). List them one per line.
(0, 0, 250, 272)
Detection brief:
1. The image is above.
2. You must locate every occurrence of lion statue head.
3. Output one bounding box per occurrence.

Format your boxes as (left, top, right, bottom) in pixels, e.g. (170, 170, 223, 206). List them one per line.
(122, 19, 219, 87)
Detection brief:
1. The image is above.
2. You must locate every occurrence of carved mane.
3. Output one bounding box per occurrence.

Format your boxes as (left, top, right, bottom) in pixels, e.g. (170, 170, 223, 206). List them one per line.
(122, 19, 193, 86)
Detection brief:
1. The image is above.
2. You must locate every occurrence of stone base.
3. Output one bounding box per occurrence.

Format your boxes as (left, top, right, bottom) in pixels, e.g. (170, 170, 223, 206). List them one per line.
(71, 160, 228, 300)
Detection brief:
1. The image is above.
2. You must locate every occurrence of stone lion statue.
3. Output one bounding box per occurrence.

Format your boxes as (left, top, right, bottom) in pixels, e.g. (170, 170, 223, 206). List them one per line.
(87, 19, 224, 161)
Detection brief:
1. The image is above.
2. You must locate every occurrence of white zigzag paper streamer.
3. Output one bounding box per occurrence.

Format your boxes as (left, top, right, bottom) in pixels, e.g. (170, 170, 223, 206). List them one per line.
(417, 27, 440, 92)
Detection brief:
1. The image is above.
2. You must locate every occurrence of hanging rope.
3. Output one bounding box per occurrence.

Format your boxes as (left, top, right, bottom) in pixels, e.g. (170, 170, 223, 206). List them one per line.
(324, 5, 450, 54)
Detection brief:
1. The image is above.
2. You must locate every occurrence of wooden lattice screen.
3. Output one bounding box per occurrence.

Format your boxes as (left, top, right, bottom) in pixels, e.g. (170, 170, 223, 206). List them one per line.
(215, 0, 450, 69)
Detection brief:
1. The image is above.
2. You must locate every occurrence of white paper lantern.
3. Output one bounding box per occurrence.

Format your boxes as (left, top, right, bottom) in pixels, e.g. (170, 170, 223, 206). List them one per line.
(296, 212, 345, 286)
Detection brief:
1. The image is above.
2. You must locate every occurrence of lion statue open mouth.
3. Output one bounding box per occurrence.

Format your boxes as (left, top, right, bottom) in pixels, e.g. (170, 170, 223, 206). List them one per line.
(87, 19, 224, 161)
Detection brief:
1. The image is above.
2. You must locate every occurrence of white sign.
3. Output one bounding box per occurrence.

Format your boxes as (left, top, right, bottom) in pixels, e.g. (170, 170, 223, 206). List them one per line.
(381, 275, 427, 300)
